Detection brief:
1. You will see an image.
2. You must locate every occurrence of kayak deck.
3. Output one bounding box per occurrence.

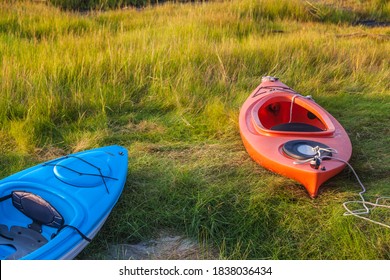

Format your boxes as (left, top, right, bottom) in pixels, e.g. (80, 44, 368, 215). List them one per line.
(0, 145, 128, 259)
(239, 77, 352, 197)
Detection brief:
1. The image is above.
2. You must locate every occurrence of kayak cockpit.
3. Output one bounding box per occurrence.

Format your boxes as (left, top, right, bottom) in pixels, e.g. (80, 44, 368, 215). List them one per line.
(0, 191, 66, 260)
(251, 93, 335, 136)
(0, 183, 87, 260)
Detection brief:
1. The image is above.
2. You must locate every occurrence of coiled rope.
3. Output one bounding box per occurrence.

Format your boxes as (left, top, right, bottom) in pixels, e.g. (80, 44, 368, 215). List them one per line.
(294, 147, 390, 229)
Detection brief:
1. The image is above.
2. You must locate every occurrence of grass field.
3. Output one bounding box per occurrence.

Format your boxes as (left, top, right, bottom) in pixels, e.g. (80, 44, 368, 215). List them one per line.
(0, 0, 389, 259)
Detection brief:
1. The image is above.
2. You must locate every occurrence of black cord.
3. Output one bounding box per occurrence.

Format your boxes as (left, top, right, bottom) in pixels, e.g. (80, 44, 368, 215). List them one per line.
(0, 232, 14, 241)
(0, 194, 12, 202)
(43, 155, 118, 194)
(53, 225, 92, 242)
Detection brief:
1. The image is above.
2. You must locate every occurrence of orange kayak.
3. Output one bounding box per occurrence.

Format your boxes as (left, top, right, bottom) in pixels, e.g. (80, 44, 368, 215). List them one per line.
(239, 77, 352, 197)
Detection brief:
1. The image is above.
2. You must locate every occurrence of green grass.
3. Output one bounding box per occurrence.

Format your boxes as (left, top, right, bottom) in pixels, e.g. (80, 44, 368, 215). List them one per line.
(0, 0, 389, 259)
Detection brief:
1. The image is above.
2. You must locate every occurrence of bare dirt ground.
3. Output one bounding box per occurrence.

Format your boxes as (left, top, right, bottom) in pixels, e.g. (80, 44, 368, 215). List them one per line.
(106, 232, 218, 260)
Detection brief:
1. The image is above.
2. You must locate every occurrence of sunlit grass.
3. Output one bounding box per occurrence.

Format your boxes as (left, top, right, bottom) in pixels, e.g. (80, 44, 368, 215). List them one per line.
(0, 0, 389, 259)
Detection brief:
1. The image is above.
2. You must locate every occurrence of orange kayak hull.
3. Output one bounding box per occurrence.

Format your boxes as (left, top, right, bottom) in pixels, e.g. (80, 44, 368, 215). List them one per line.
(239, 77, 352, 197)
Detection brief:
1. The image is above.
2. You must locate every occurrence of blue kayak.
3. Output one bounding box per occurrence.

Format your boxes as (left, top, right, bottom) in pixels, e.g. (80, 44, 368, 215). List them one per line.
(0, 145, 128, 260)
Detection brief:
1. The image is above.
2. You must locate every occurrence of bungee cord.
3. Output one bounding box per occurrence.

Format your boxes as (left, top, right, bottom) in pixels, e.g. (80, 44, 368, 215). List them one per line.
(43, 155, 118, 194)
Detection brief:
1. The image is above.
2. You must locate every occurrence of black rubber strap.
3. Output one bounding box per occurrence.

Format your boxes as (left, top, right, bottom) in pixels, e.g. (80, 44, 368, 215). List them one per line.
(0, 232, 14, 241)
(0, 194, 12, 202)
(53, 225, 92, 242)
(43, 155, 118, 194)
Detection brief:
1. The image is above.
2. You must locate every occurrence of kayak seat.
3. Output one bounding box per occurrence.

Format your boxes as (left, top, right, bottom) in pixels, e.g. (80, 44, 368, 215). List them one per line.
(271, 122, 323, 132)
(0, 191, 64, 259)
(11, 191, 64, 232)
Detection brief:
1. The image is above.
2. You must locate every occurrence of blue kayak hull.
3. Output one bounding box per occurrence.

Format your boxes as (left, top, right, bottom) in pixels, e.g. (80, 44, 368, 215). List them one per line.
(0, 145, 128, 260)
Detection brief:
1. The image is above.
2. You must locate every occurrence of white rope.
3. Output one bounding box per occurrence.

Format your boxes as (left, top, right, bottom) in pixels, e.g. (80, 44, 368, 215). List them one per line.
(289, 95, 300, 123)
(288, 94, 313, 123)
(326, 156, 390, 229)
(294, 147, 390, 229)
(292, 146, 338, 165)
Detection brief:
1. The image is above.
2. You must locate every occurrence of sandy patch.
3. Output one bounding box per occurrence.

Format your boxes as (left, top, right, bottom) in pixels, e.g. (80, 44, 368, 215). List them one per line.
(107, 233, 217, 260)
